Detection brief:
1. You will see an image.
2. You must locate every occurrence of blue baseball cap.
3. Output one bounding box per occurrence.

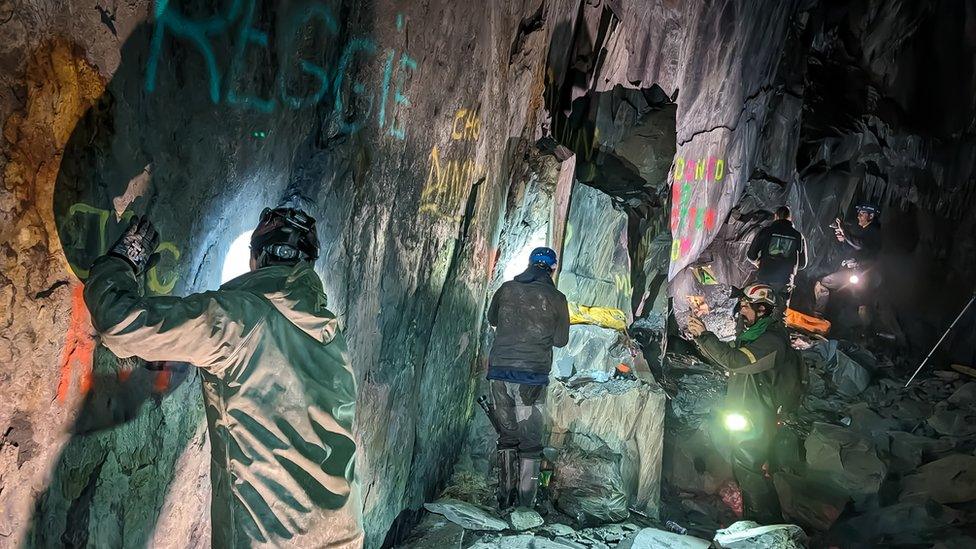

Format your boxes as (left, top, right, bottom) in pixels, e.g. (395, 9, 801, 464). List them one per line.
(529, 247, 557, 267)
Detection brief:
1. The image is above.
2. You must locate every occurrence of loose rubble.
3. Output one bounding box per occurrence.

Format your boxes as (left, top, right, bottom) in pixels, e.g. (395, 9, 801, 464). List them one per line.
(628, 527, 711, 548)
(423, 499, 509, 531)
(509, 508, 545, 531)
(660, 325, 976, 547)
(408, 307, 976, 548)
(712, 521, 808, 549)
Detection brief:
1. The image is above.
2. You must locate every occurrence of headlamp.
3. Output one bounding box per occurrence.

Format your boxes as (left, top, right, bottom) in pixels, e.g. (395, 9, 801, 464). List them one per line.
(849, 274, 860, 284)
(723, 412, 752, 432)
(265, 243, 300, 260)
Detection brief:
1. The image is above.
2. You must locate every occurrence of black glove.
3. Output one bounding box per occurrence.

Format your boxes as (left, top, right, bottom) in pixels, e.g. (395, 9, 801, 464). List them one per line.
(108, 215, 160, 275)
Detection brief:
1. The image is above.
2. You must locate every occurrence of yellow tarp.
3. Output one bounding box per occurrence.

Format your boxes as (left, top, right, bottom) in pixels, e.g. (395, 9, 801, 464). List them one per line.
(568, 303, 628, 332)
(785, 308, 831, 336)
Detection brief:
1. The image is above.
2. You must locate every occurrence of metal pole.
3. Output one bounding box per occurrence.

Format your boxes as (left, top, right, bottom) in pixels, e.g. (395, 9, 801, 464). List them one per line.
(905, 292, 976, 388)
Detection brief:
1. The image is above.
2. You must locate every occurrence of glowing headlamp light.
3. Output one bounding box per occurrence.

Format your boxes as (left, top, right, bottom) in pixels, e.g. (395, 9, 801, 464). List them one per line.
(849, 274, 860, 284)
(723, 412, 752, 432)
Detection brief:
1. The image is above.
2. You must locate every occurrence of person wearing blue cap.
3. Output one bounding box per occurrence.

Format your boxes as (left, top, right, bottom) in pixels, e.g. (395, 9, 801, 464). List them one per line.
(814, 203, 883, 318)
(486, 246, 570, 511)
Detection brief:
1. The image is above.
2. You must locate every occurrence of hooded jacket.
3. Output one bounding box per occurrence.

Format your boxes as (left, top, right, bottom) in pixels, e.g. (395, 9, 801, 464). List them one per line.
(486, 266, 570, 380)
(747, 218, 807, 289)
(84, 256, 362, 548)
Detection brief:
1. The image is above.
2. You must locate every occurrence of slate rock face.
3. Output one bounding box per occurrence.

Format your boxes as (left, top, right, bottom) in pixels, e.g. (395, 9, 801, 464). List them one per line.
(548, 378, 666, 520)
(3, 0, 975, 546)
(557, 182, 631, 313)
(1, 1, 555, 546)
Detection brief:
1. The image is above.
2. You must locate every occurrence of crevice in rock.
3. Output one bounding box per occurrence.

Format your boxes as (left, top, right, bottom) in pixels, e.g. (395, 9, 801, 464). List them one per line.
(508, 3, 545, 63)
(60, 457, 106, 549)
(32, 280, 69, 299)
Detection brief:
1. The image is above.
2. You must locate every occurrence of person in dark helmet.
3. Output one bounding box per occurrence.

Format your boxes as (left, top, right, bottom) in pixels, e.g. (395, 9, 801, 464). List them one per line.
(747, 205, 807, 309)
(687, 284, 805, 524)
(814, 203, 883, 318)
(486, 246, 570, 510)
(84, 207, 362, 548)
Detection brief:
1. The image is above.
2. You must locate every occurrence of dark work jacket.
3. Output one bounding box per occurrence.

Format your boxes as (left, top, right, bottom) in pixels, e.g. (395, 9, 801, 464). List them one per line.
(747, 219, 807, 288)
(487, 266, 570, 378)
(842, 220, 882, 264)
(694, 321, 805, 416)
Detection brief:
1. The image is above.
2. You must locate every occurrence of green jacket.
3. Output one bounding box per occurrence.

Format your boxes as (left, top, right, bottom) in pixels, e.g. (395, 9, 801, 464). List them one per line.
(85, 257, 362, 548)
(694, 320, 804, 415)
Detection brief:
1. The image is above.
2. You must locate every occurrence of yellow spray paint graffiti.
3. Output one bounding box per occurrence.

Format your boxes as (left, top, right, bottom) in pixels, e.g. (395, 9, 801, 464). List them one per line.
(613, 273, 632, 298)
(419, 107, 485, 220)
(62, 202, 182, 295)
(451, 108, 481, 141)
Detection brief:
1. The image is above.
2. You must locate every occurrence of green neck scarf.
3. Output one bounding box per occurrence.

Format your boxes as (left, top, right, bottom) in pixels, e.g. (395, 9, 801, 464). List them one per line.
(738, 316, 772, 344)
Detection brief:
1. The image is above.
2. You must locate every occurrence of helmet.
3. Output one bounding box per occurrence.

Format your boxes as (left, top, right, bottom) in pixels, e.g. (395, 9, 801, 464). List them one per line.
(855, 203, 880, 216)
(529, 247, 558, 268)
(741, 283, 777, 310)
(250, 207, 319, 264)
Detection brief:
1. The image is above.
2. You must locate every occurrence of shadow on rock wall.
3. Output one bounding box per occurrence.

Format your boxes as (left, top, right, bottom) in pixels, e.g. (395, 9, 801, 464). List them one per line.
(30, 0, 513, 544)
(34, 0, 387, 544)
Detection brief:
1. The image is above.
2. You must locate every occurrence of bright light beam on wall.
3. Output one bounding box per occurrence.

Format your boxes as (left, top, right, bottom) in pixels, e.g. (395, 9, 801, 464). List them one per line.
(221, 231, 252, 284)
(502, 229, 549, 281)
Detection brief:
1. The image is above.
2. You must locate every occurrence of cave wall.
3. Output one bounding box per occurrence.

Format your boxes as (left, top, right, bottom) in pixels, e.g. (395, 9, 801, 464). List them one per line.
(3, 0, 974, 547)
(674, 0, 976, 361)
(0, 0, 553, 546)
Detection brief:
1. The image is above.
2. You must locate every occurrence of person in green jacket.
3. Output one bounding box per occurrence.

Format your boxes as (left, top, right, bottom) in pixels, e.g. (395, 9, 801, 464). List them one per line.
(84, 208, 362, 548)
(687, 284, 804, 524)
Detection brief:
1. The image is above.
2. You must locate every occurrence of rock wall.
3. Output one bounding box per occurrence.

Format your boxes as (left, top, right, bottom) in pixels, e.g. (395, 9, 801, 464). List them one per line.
(0, 0, 553, 546)
(3, 0, 973, 546)
(557, 182, 630, 313)
(661, 0, 976, 361)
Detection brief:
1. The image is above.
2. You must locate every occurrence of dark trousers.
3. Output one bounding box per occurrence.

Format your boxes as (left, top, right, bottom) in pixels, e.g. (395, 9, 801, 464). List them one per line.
(490, 380, 547, 458)
(728, 411, 781, 523)
(814, 267, 881, 315)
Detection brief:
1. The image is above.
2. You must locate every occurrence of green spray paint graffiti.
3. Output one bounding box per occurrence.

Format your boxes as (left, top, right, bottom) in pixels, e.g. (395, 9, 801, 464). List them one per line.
(145, 0, 417, 137)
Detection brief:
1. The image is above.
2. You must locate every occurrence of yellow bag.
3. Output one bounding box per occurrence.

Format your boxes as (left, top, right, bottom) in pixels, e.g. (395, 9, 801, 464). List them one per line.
(568, 303, 628, 332)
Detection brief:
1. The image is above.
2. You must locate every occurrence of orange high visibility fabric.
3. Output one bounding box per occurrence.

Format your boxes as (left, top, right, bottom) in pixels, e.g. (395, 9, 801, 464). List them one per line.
(785, 308, 831, 335)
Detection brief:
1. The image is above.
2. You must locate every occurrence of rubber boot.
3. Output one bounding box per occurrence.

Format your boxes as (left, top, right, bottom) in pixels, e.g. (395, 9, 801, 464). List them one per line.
(517, 457, 541, 509)
(735, 467, 782, 524)
(497, 449, 519, 509)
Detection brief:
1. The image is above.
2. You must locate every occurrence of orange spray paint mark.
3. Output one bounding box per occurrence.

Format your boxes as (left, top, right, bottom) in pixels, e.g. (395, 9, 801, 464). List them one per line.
(56, 283, 95, 403)
(152, 366, 173, 393)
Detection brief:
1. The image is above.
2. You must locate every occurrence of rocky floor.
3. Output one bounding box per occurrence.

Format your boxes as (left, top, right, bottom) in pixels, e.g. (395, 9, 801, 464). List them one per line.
(661, 326, 976, 548)
(401, 321, 976, 548)
(397, 494, 809, 548)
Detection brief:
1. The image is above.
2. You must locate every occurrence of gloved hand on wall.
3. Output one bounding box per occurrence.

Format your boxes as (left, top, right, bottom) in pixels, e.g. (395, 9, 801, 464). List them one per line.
(108, 215, 160, 275)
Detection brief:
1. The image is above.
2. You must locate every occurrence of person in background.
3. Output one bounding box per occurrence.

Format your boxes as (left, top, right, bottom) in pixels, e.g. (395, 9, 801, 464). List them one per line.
(747, 205, 807, 312)
(486, 247, 570, 510)
(84, 208, 362, 548)
(814, 203, 882, 319)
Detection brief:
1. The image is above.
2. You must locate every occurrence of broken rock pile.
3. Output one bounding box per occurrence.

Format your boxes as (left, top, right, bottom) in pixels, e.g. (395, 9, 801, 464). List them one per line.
(548, 375, 666, 522)
(658, 331, 976, 547)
